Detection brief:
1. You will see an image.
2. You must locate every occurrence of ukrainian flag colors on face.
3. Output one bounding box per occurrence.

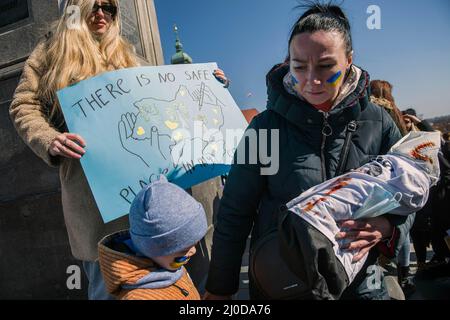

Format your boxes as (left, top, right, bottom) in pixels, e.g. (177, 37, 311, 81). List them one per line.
(327, 70, 343, 87)
(291, 74, 302, 93)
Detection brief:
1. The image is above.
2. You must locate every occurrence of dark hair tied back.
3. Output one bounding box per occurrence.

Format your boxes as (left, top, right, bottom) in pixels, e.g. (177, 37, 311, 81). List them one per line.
(289, 1, 353, 56)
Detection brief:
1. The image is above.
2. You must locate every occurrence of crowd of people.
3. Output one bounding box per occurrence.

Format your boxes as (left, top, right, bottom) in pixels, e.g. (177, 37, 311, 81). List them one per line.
(370, 82, 450, 297)
(8, 0, 450, 300)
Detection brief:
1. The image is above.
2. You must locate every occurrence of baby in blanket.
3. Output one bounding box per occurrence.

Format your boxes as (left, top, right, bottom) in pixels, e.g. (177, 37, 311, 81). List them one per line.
(278, 131, 441, 299)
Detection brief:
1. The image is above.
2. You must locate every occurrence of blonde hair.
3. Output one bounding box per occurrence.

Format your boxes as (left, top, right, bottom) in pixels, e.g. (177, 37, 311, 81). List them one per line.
(370, 80, 408, 136)
(39, 0, 138, 122)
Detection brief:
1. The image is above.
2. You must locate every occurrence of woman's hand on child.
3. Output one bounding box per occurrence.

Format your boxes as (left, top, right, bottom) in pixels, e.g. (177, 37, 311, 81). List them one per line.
(213, 69, 230, 88)
(49, 132, 86, 159)
(336, 216, 393, 262)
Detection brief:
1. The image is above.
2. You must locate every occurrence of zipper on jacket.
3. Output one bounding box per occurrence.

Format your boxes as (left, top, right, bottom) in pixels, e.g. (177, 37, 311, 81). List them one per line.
(321, 112, 333, 181)
(173, 283, 189, 297)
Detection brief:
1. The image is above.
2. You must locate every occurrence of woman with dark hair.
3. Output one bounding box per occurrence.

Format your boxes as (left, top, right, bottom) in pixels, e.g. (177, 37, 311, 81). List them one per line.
(205, 2, 413, 300)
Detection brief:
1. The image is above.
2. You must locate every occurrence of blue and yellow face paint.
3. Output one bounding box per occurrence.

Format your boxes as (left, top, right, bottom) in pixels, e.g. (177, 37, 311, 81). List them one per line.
(170, 255, 190, 269)
(291, 74, 302, 94)
(327, 70, 343, 87)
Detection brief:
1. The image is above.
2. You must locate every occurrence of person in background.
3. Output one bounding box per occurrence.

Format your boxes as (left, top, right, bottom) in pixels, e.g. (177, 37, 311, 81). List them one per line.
(402, 109, 450, 275)
(370, 80, 415, 297)
(370, 80, 408, 135)
(402, 108, 434, 132)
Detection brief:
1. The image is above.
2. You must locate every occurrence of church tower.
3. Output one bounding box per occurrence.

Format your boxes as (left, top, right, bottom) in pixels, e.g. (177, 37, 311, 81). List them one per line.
(170, 25, 193, 64)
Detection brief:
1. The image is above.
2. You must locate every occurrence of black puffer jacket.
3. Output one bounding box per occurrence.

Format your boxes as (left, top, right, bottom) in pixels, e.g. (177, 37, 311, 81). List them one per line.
(206, 64, 413, 297)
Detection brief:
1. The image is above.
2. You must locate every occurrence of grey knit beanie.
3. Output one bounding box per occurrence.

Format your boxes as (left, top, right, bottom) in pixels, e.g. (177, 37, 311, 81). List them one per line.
(129, 175, 207, 258)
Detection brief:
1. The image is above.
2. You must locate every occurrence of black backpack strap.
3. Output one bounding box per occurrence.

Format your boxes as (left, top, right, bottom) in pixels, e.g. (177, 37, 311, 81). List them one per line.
(335, 120, 358, 176)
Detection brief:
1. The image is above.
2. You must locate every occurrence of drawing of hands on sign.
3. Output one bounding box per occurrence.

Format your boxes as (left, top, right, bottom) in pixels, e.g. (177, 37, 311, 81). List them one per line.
(118, 112, 174, 167)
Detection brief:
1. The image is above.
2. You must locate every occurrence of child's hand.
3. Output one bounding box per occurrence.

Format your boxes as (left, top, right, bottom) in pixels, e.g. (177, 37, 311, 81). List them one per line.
(213, 69, 230, 88)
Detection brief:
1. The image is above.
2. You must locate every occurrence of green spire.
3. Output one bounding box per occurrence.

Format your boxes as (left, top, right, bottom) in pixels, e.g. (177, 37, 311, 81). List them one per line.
(174, 25, 183, 52)
(171, 24, 193, 65)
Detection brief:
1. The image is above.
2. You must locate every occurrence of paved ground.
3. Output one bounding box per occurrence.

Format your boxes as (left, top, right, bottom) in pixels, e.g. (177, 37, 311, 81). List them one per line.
(403, 245, 450, 300)
(233, 240, 450, 300)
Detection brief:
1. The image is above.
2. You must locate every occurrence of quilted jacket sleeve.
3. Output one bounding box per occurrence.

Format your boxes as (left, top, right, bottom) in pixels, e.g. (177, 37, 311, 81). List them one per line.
(205, 114, 268, 295)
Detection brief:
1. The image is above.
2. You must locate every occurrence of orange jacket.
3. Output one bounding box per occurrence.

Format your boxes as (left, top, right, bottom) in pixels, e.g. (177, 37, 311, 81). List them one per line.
(98, 231, 200, 300)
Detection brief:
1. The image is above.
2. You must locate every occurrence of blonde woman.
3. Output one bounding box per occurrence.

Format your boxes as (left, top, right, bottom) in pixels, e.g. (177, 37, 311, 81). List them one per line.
(9, 0, 139, 300)
(9, 0, 228, 300)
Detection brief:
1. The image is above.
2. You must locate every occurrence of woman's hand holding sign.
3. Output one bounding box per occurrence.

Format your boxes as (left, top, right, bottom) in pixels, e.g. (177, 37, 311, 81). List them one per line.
(213, 69, 230, 88)
(49, 132, 86, 159)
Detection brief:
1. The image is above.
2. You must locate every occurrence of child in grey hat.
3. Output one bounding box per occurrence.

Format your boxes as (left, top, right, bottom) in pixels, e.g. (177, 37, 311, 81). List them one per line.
(98, 175, 207, 300)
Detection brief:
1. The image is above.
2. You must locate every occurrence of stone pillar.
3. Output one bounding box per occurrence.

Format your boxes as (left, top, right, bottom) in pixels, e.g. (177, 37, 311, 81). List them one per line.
(119, 0, 164, 66)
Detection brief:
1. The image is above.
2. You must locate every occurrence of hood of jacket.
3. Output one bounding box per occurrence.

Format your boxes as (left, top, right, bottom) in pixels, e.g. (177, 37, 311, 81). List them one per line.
(98, 230, 193, 298)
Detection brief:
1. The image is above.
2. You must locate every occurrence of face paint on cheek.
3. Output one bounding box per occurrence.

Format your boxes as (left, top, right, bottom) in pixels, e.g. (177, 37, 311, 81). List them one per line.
(291, 74, 302, 94)
(327, 70, 343, 87)
(170, 256, 190, 269)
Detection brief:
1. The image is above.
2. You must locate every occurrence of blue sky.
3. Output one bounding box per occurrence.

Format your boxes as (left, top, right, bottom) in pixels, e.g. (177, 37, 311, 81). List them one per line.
(154, 0, 450, 119)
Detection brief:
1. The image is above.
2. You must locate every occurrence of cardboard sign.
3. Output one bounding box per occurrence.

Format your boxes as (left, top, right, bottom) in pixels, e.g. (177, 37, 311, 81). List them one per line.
(57, 63, 248, 222)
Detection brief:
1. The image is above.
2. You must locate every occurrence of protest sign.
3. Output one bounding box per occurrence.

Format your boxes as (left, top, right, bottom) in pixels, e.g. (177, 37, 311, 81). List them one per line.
(57, 63, 248, 222)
